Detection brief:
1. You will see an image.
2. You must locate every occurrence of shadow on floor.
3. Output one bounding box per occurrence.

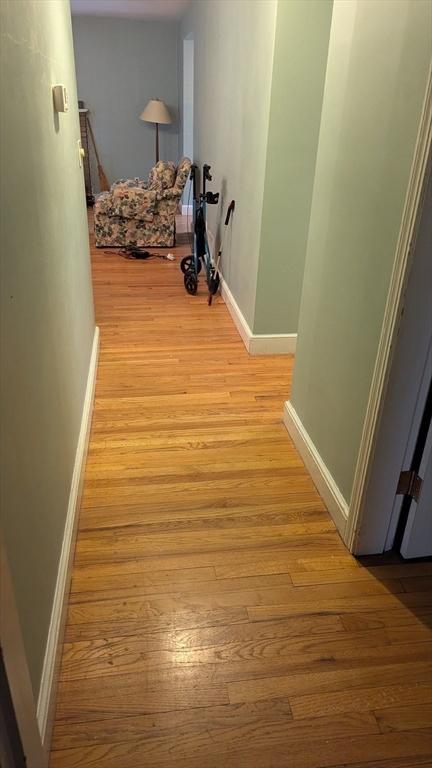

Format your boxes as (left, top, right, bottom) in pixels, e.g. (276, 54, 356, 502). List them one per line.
(357, 551, 432, 630)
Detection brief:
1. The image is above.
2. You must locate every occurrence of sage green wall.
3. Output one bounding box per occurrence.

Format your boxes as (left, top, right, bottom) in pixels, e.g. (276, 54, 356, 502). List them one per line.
(254, 0, 332, 335)
(291, 0, 432, 502)
(180, 0, 277, 328)
(72, 15, 180, 191)
(0, 0, 95, 696)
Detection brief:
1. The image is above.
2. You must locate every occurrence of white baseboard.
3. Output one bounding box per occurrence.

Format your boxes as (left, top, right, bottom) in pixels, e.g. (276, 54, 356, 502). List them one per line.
(249, 334, 297, 355)
(283, 400, 348, 537)
(37, 326, 100, 749)
(220, 276, 251, 350)
(181, 204, 193, 216)
(220, 277, 296, 355)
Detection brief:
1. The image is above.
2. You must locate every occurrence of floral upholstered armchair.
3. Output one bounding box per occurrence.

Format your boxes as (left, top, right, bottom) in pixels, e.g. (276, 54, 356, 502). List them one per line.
(94, 157, 191, 248)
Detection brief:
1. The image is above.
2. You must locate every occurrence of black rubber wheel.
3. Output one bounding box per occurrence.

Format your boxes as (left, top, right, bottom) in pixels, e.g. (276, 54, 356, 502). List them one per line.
(208, 272, 220, 296)
(184, 270, 198, 295)
(181, 256, 202, 275)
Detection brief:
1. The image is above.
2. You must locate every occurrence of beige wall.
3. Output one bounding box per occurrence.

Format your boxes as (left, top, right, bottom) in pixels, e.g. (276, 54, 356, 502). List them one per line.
(179, 0, 332, 337)
(254, 0, 333, 335)
(180, 0, 277, 328)
(291, 0, 432, 502)
(0, 0, 95, 697)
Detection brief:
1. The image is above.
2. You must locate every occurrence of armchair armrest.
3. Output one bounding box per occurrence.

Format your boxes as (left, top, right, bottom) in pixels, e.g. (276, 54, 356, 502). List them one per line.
(154, 188, 181, 217)
(111, 186, 156, 221)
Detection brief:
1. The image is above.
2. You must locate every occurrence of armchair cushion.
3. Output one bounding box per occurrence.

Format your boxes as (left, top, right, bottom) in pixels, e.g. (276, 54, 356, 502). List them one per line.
(111, 186, 156, 221)
(148, 161, 176, 191)
(111, 178, 148, 191)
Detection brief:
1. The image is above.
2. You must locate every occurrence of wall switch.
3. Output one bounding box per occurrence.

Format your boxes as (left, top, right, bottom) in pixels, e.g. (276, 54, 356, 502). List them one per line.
(53, 84, 69, 112)
(77, 139, 85, 168)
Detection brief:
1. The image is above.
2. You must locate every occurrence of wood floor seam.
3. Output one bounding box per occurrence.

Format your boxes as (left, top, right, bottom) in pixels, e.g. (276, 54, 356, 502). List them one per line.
(50, 214, 432, 768)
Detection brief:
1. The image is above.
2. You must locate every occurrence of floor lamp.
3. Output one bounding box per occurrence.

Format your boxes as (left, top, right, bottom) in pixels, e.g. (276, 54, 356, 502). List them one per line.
(140, 99, 171, 163)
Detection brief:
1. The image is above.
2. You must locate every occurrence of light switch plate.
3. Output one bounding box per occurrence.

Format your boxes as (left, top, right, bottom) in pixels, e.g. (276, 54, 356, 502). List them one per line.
(52, 84, 68, 112)
(77, 139, 85, 168)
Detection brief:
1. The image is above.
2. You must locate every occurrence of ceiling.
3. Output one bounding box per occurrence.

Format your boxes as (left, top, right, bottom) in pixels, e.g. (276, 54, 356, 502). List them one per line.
(70, 0, 190, 21)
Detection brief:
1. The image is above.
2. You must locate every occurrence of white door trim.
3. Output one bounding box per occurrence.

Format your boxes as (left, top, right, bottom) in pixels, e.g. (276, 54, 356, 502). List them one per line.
(385, 341, 432, 550)
(345, 66, 432, 553)
(400, 398, 432, 558)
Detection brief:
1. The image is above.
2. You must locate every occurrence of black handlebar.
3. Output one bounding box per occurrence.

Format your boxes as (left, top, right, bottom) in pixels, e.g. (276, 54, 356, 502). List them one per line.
(190, 163, 225, 207)
(205, 191, 219, 205)
(189, 164, 197, 200)
(225, 200, 235, 225)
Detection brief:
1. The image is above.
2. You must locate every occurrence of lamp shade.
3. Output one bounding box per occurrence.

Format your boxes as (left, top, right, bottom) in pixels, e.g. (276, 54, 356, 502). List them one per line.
(140, 99, 171, 125)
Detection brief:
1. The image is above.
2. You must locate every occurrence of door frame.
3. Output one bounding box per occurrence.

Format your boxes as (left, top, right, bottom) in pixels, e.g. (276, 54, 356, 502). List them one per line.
(386, 345, 432, 552)
(0, 533, 48, 768)
(182, 34, 194, 214)
(400, 393, 432, 557)
(344, 66, 432, 554)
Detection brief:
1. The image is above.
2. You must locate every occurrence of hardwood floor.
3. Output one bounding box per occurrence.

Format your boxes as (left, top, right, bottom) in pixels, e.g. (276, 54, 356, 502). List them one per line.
(50, 215, 432, 767)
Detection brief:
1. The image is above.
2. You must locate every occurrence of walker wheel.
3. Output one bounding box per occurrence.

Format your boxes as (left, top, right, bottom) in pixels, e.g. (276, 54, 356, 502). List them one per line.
(181, 256, 202, 274)
(184, 270, 198, 295)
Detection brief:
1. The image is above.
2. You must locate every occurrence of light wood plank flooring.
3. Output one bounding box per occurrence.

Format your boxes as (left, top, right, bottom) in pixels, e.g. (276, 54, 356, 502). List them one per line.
(50, 215, 432, 767)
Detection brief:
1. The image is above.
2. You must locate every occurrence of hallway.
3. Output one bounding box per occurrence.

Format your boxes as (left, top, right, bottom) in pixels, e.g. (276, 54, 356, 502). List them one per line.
(50, 220, 432, 767)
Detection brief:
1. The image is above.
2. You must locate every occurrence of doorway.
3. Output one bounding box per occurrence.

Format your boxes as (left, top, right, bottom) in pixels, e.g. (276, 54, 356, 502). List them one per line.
(0, 536, 47, 768)
(0, 651, 26, 768)
(394, 377, 432, 557)
(182, 37, 194, 214)
(353, 164, 432, 557)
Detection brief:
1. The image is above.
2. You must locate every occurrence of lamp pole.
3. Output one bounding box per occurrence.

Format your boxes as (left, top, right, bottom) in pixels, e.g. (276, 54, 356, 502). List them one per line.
(155, 122, 159, 163)
(140, 99, 171, 165)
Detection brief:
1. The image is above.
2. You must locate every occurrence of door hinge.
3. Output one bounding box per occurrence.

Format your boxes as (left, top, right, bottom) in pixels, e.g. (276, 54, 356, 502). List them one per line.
(397, 470, 422, 503)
